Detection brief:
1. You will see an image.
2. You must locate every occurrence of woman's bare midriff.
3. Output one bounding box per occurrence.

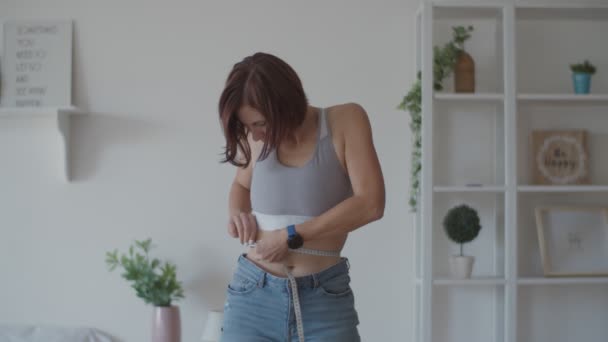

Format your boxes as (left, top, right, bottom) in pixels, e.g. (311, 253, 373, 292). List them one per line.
(245, 229, 347, 277)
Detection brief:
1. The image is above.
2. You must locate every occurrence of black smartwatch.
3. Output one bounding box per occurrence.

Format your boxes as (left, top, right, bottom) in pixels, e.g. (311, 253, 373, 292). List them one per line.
(286, 224, 304, 249)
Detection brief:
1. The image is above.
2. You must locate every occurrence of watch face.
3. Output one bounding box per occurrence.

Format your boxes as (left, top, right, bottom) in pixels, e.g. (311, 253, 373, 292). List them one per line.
(288, 234, 304, 249)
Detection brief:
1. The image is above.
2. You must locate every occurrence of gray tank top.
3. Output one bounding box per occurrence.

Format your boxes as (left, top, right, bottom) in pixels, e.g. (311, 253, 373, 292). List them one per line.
(251, 107, 353, 217)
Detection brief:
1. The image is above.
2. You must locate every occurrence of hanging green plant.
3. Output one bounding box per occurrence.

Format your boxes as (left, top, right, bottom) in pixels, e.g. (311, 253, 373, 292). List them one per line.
(398, 25, 474, 212)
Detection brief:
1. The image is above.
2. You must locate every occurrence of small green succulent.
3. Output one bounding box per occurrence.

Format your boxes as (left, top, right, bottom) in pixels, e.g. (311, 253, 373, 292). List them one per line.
(570, 60, 597, 75)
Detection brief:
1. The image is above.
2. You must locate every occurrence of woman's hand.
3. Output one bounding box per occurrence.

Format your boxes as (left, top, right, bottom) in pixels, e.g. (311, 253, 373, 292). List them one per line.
(227, 212, 258, 245)
(255, 229, 289, 263)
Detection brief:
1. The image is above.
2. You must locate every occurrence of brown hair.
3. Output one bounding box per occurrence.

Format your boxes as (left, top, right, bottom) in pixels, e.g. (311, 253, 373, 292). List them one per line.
(218, 52, 308, 167)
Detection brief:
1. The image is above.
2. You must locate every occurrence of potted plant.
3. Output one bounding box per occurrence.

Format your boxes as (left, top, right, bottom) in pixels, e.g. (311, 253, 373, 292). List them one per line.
(106, 239, 185, 342)
(453, 26, 475, 93)
(443, 204, 482, 279)
(570, 60, 597, 94)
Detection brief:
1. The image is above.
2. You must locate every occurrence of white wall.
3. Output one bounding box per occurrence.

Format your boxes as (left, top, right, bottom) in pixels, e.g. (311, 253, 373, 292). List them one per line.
(0, 1, 417, 341)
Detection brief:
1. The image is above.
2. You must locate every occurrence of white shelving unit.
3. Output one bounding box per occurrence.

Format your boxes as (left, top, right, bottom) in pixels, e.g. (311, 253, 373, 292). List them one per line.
(435, 93, 504, 101)
(413, 3, 608, 342)
(434, 185, 506, 193)
(0, 106, 83, 181)
(433, 277, 506, 286)
(517, 277, 608, 286)
(517, 93, 608, 102)
(518, 185, 608, 193)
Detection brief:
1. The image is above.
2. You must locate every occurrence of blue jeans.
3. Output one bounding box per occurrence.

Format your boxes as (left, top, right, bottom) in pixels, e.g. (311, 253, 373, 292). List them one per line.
(220, 254, 361, 342)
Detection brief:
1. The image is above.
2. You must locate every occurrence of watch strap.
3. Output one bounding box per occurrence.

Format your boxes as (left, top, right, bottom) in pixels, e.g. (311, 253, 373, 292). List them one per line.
(287, 224, 297, 238)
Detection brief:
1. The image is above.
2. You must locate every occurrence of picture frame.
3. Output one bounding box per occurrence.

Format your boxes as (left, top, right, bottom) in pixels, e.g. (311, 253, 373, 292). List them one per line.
(531, 130, 589, 185)
(1, 20, 73, 108)
(535, 206, 608, 277)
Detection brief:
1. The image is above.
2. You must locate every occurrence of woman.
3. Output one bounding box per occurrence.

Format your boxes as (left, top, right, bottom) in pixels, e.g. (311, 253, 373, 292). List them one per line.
(218, 52, 385, 342)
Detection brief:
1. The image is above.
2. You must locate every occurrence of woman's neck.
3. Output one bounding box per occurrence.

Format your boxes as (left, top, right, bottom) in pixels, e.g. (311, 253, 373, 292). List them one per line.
(288, 106, 319, 146)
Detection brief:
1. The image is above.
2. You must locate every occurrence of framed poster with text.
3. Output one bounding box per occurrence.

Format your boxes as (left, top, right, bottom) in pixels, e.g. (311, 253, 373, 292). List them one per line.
(1, 20, 72, 108)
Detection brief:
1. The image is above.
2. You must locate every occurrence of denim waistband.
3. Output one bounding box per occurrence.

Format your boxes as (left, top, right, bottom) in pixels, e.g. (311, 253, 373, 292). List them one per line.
(235, 254, 349, 289)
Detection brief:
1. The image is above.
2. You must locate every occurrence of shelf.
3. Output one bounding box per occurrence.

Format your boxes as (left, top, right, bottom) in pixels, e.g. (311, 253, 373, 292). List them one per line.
(434, 4, 504, 20)
(415, 277, 507, 286)
(435, 93, 504, 102)
(516, 5, 608, 20)
(433, 2, 505, 10)
(0, 106, 83, 182)
(518, 185, 608, 193)
(433, 103, 504, 186)
(516, 6, 608, 95)
(518, 94, 608, 103)
(433, 277, 506, 286)
(518, 277, 608, 285)
(516, 4, 608, 10)
(432, 5, 504, 94)
(0, 106, 79, 117)
(434, 185, 506, 193)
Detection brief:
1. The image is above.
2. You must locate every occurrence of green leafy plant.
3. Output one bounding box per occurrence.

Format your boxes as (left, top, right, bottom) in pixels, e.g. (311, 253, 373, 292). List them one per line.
(443, 204, 482, 256)
(398, 26, 474, 211)
(106, 238, 184, 307)
(570, 60, 597, 75)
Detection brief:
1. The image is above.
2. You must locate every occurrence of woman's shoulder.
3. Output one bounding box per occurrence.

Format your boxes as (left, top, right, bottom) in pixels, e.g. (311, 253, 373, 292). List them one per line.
(325, 102, 371, 135)
(326, 102, 366, 115)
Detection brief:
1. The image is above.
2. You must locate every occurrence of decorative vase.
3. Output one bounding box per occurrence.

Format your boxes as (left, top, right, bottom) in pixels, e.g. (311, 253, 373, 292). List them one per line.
(152, 305, 181, 342)
(454, 51, 475, 93)
(449, 255, 475, 279)
(572, 72, 592, 94)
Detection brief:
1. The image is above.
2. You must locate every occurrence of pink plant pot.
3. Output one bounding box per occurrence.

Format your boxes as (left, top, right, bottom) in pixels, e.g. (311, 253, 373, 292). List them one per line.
(152, 305, 181, 342)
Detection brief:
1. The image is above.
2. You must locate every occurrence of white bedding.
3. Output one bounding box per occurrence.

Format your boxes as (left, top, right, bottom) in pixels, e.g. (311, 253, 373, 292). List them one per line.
(0, 325, 116, 342)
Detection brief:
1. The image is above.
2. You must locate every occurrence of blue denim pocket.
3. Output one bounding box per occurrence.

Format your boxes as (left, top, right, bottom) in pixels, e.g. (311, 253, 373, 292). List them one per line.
(318, 273, 352, 297)
(227, 272, 258, 295)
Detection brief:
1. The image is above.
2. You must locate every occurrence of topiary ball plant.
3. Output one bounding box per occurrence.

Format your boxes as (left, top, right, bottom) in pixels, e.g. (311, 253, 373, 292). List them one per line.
(443, 204, 482, 256)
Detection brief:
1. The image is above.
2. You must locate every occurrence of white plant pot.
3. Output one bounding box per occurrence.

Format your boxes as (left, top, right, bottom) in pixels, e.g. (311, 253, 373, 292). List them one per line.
(449, 255, 475, 279)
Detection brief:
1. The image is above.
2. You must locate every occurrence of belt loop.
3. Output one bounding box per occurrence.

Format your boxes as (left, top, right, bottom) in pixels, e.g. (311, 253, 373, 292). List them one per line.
(312, 273, 319, 288)
(258, 272, 266, 288)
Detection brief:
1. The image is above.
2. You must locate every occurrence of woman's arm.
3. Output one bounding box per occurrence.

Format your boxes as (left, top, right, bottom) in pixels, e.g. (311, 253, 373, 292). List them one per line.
(229, 168, 252, 217)
(297, 103, 385, 242)
(227, 136, 262, 245)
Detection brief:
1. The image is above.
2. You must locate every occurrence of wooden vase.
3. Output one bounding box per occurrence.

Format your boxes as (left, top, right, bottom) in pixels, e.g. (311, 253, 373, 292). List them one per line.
(454, 51, 475, 93)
